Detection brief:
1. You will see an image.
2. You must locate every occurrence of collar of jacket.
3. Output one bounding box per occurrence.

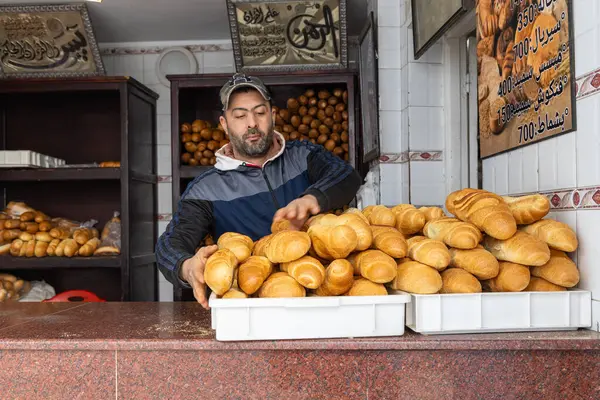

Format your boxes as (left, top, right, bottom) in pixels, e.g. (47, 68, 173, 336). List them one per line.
(214, 130, 286, 171)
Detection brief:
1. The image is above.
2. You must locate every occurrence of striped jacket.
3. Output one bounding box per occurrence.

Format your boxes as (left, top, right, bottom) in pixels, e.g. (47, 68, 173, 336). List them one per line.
(155, 132, 362, 288)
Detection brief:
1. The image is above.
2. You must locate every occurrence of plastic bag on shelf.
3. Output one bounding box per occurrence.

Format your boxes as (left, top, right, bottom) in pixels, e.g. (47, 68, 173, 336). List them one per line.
(18, 281, 56, 302)
(94, 212, 121, 256)
(356, 171, 378, 209)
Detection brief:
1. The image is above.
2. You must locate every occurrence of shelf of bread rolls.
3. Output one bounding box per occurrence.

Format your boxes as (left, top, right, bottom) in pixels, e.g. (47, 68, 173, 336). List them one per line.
(0, 201, 122, 267)
(207, 188, 592, 340)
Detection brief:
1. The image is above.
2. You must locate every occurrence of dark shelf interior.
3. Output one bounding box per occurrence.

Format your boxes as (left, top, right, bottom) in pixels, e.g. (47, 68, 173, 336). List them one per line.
(179, 165, 214, 179)
(0, 167, 121, 181)
(0, 255, 122, 269)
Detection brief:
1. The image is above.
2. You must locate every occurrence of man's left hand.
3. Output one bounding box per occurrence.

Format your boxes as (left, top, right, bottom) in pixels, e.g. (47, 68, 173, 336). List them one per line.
(273, 195, 320, 226)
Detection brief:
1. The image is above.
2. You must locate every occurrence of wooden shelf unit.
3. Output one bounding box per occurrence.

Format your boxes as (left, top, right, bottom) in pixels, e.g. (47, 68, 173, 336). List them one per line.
(0, 77, 159, 301)
(167, 71, 361, 301)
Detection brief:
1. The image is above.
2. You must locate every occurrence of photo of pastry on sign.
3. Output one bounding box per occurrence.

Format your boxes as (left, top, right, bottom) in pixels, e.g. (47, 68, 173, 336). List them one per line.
(476, 0, 576, 158)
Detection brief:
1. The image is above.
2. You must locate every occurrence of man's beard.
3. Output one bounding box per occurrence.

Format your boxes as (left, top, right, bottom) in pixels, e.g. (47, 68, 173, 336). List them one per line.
(229, 124, 274, 158)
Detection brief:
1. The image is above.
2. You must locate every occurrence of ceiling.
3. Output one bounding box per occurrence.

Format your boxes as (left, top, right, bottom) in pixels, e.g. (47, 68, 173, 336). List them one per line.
(0, 0, 368, 44)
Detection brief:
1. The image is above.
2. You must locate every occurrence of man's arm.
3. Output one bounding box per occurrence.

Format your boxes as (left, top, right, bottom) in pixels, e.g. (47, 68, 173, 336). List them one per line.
(301, 143, 363, 212)
(155, 198, 214, 288)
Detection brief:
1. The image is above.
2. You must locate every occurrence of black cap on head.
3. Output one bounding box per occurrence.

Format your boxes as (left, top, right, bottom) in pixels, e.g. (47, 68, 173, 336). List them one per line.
(219, 73, 271, 111)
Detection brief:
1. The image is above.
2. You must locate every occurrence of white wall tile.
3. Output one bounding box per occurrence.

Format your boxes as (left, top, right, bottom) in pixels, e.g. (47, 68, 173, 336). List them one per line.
(142, 53, 160, 85)
(378, 0, 401, 27)
(592, 300, 600, 332)
(380, 163, 409, 205)
(158, 221, 169, 236)
(410, 162, 446, 205)
(379, 111, 407, 153)
(556, 133, 577, 189)
(378, 27, 401, 52)
(482, 158, 495, 192)
(493, 153, 509, 195)
(538, 139, 558, 191)
(408, 64, 443, 107)
(102, 55, 115, 76)
(113, 54, 144, 81)
(400, 65, 409, 109)
(146, 83, 171, 115)
(379, 49, 402, 69)
(203, 51, 235, 73)
(157, 114, 171, 146)
(521, 144, 539, 193)
(411, 43, 443, 64)
(508, 149, 524, 194)
(576, 96, 600, 187)
(157, 144, 172, 176)
(194, 52, 205, 73)
(378, 69, 403, 111)
(408, 106, 444, 149)
(574, 0, 598, 37)
(159, 281, 174, 302)
(158, 182, 173, 214)
(574, 28, 598, 77)
(576, 210, 600, 300)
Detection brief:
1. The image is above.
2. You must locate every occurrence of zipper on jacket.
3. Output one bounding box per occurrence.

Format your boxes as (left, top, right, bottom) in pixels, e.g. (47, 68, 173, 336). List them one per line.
(262, 170, 280, 209)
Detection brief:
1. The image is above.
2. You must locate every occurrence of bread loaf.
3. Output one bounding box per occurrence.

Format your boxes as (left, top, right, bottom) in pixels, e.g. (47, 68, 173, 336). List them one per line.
(271, 219, 293, 233)
(217, 232, 254, 263)
(25, 239, 36, 257)
(448, 246, 500, 280)
(308, 224, 357, 260)
(451, 189, 517, 239)
(258, 271, 306, 298)
(355, 249, 397, 283)
(391, 204, 426, 235)
(524, 277, 566, 292)
(204, 248, 238, 296)
(9, 239, 23, 257)
(315, 259, 354, 296)
(238, 256, 273, 295)
(346, 278, 388, 296)
(312, 214, 372, 251)
(46, 239, 60, 256)
(520, 219, 578, 252)
(19, 211, 35, 222)
(445, 188, 479, 215)
(0, 243, 9, 256)
(440, 268, 482, 293)
(406, 236, 450, 270)
(423, 217, 482, 249)
(370, 226, 408, 258)
(483, 231, 551, 266)
(343, 207, 370, 224)
(222, 288, 248, 298)
(35, 232, 52, 243)
(265, 230, 311, 263)
(482, 261, 530, 292)
(366, 205, 395, 227)
(281, 255, 326, 289)
(419, 206, 446, 222)
(530, 249, 579, 288)
(390, 258, 443, 294)
(73, 228, 93, 245)
(502, 194, 550, 224)
(34, 241, 49, 258)
(252, 234, 273, 257)
(78, 237, 101, 257)
(61, 239, 79, 257)
(50, 226, 71, 240)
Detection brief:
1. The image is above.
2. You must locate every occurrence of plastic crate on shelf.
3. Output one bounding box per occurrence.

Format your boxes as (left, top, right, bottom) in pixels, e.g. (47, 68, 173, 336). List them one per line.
(0, 150, 65, 168)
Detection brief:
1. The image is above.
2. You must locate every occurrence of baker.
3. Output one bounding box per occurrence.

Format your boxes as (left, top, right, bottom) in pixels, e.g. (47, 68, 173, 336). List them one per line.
(156, 73, 362, 308)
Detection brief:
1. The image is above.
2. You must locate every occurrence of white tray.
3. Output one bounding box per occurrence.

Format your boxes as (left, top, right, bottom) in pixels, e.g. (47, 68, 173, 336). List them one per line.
(209, 291, 411, 341)
(401, 289, 592, 335)
(0, 150, 65, 168)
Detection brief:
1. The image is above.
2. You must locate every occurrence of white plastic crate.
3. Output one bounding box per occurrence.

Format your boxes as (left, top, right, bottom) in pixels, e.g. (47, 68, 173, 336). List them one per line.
(400, 289, 592, 335)
(209, 291, 411, 341)
(0, 150, 65, 168)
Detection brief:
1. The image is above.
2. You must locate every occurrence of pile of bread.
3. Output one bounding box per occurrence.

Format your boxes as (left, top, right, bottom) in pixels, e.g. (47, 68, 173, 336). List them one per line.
(180, 119, 229, 167)
(0, 273, 31, 302)
(0, 202, 120, 258)
(206, 188, 579, 299)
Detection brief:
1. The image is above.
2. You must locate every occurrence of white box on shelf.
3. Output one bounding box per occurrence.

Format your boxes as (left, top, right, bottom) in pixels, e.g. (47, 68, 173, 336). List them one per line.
(209, 291, 411, 341)
(401, 289, 592, 335)
(0, 151, 65, 168)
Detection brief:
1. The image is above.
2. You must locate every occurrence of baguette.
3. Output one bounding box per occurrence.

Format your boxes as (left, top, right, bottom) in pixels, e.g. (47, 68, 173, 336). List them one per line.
(422, 217, 482, 249)
(520, 219, 578, 252)
(390, 258, 443, 294)
(18, 232, 34, 242)
(406, 236, 450, 271)
(370, 226, 408, 258)
(530, 249, 579, 288)
(3, 229, 21, 241)
(50, 226, 72, 240)
(355, 249, 397, 283)
(61, 239, 79, 257)
(258, 271, 306, 298)
(343, 208, 370, 224)
(281, 255, 326, 289)
(482, 261, 530, 292)
(524, 277, 566, 292)
(34, 212, 51, 223)
(0, 243, 10, 255)
(4, 219, 20, 229)
(365, 205, 395, 227)
(238, 255, 273, 295)
(502, 194, 550, 225)
(345, 278, 387, 296)
(204, 248, 239, 296)
(440, 268, 482, 294)
(451, 189, 517, 239)
(25, 239, 36, 257)
(315, 259, 354, 296)
(20, 222, 39, 233)
(38, 220, 53, 232)
(483, 231, 551, 266)
(418, 206, 446, 222)
(35, 232, 53, 242)
(19, 211, 36, 222)
(311, 214, 372, 251)
(9, 239, 24, 257)
(73, 228, 93, 245)
(448, 246, 500, 280)
(445, 188, 479, 215)
(252, 234, 273, 257)
(264, 230, 311, 263)
(78, 237, 101, 257)
(46, 239, 61, 256)
(308, 224, 357, 260)
(34, 241, 49, 258)
(391, 204, 426, 235)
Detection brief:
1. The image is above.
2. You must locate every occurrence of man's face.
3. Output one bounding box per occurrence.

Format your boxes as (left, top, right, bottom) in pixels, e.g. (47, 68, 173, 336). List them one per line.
(221, 89, 275, 158)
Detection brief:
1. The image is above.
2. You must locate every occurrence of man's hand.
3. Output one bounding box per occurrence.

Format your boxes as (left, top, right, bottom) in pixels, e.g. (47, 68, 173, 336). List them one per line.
(273, 195, 320, 228)
(179, 244, 218, 309)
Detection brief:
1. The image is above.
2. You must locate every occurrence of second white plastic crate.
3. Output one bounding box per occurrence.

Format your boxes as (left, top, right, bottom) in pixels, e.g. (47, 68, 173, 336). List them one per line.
(0, 150, 65, 168)
(402, 290, 592, 335)
(210, 291, 411, 341)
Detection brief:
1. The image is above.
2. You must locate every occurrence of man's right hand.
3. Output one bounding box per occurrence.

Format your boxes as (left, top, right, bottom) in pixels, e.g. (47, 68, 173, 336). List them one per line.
(179, 244, 218, 309)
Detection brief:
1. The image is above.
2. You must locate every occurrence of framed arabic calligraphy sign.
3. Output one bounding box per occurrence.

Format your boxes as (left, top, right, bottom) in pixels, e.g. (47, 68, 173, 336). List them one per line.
(0, 3, 105, 79)
(226, 0, 347, 72)
(477, 0, 576, 158)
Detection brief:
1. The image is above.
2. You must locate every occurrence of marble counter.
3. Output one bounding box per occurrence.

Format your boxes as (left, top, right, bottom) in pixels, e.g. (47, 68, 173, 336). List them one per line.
(1, 302, 599, 399)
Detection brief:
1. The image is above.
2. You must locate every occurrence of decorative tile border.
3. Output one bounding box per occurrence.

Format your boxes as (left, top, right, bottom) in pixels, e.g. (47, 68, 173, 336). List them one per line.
(409, 151, 443, 161)
(544, 186, 600, 210)
(576, 67, 600, 100)
(157, 175, 172, 183)
(378, 152, 409, 164)
(157, 213, 172, 222)
(100, 43, 233, 56)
